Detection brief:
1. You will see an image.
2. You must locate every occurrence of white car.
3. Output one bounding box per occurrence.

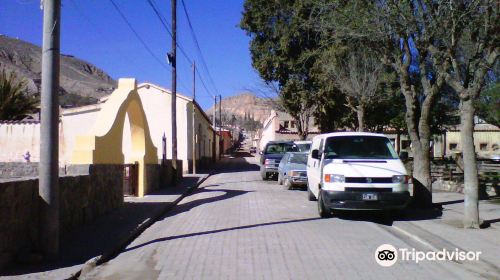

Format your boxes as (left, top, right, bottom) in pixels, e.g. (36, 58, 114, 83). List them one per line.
(306, 132, 411, 218)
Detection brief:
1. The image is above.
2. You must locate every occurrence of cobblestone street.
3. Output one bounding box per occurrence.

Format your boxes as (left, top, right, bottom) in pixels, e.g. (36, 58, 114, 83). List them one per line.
(82, 154, 489, 280)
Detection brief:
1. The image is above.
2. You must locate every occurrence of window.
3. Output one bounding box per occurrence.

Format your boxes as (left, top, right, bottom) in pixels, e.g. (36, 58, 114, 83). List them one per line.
(323, 136, 398, 160)
(291, 121, 296, 128)
(265, 143, 296, 154)
(289, 153, 307, 164)
(401, 140, 411, 150)
(283, 121, 289, 128)
(449, 143, 458, 151)
(480, 143, 488, 151)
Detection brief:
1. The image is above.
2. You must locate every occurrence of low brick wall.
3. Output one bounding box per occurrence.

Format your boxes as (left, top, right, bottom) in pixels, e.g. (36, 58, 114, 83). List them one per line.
(0, 164, 123, 270)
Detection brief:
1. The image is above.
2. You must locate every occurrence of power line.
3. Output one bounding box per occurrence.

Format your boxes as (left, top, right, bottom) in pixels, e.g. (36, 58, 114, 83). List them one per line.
(196, 67, 216, 99)
(146, 0, 217, 99)
(145, 0, 173, 37)
(180, 0, 220, 96)
(146, 0, 192, 66)
(108, 0, 194, 93)
(144, 0, 217, 100)
(109, 0, 170, 73)
(68, 0, 138, 68)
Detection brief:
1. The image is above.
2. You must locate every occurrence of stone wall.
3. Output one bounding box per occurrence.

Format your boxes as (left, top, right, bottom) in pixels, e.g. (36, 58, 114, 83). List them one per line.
(0, 178, 39, 270)
(0, 164, 123, 270)
(0, 162, 68, 180)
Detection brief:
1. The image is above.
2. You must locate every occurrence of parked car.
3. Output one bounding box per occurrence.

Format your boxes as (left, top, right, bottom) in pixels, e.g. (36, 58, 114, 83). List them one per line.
(278, 152, 308, 190)
(249, 146, 257, 153)
(307, 132, 411, 218)
(294, 140, 312, 152)
(260, 141, 297, 180)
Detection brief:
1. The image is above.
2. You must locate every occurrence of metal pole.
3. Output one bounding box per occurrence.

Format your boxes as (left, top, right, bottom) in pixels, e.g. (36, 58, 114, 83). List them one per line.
(171, 0, 178, 179)
(192, 62, 196, 174)
(219, 94, 222, 159)
(39, 0, 60, 260)
(213, 95, 216, 162)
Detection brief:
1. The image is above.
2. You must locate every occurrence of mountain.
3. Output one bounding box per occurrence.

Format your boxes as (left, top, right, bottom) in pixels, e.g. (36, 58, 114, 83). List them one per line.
(206, 92, 276, 124)
(0, 35, 116, 106)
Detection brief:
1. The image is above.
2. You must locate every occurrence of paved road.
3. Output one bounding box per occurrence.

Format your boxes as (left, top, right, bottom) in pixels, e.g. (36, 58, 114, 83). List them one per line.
(84, 153, 482, 280)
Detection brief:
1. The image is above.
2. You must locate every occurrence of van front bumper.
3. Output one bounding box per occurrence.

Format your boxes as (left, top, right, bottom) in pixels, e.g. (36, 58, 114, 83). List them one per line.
(320, 190, 411, 210)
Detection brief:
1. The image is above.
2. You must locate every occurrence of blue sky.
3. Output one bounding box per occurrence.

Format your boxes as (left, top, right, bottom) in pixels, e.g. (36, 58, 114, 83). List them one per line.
(0, 0, 263, 109)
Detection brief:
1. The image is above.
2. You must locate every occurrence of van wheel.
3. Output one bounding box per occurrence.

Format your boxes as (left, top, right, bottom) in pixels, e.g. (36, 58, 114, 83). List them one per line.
(307, 186, 317, 201)
(318, 191, 333, 218)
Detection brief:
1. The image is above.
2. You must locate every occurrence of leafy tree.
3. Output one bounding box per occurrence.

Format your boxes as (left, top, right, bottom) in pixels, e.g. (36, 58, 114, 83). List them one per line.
(241, 0, 320, 140)
(312, 1, 464, 207)
(0, 70, 37, 120)
(476, 82, 499, 127)
(313, 1, 498, 225)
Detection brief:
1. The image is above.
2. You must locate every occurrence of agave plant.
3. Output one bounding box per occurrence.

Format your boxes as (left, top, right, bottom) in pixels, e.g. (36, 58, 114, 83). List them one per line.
(0, 69, 38, 120)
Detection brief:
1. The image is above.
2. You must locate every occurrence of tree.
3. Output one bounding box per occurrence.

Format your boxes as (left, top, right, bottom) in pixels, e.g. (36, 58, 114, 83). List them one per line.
(313, 1, 454, 207)
(436, 1, 499, 228)
(0, 70, 37, 120)
(241, 0, 320, 140)
(322, 47, 385, 131)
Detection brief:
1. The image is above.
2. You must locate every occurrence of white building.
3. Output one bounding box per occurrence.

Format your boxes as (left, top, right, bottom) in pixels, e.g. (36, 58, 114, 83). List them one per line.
(0, 81, 218, 173)
(259, 109, 319, 151)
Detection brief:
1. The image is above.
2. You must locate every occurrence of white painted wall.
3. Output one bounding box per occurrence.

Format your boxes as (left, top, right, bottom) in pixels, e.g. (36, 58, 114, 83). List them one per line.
(60, 104, 101, 165)
(0, 82, 217, 172)
(0, 121, 42, 162)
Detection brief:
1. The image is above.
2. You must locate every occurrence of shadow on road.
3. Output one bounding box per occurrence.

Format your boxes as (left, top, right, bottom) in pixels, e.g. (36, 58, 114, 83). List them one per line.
(162, 187, 253, 220)
(124, 217, 322, 252)
(209, 152, 260, 175)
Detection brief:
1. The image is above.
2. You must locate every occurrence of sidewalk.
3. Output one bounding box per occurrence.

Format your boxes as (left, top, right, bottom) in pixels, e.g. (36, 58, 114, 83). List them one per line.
(392, 192, 500, 278)
(0, 174, 208, 280)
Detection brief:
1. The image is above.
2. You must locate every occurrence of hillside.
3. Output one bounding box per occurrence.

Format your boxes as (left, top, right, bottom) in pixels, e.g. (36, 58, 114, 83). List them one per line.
(206, 92, 277, 125)
(0, 35, 116, 106)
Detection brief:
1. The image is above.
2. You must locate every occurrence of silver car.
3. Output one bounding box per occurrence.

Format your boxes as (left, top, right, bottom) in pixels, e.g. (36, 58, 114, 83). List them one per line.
(277, 152, 308, 190)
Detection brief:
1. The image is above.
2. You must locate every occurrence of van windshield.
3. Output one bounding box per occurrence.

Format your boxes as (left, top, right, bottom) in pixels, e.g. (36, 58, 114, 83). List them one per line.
(265, 143, 296, 154)
(324, 136, 398, 159)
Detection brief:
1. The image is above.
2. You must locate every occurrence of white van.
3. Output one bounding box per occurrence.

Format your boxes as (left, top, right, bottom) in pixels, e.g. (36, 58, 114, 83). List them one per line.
(307, 132, 411, 217)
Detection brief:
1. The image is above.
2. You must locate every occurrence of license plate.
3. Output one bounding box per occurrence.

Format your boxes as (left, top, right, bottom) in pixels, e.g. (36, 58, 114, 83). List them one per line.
(362, 193, 378, 201)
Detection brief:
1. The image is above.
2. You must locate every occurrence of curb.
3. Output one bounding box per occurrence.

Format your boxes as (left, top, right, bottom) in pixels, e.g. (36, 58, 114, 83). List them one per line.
(390, 222, 500, 278)
(68, 174, 209, 280)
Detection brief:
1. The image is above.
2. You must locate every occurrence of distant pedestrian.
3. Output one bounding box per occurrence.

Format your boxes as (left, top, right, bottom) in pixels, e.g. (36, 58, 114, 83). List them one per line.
(23, 151, 31, 162)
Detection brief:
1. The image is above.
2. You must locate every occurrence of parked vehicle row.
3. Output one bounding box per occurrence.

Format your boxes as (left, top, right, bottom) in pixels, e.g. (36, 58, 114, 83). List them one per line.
(259, 133, 411, 218)
(277, 152, 308, 190)
(259, 141, 297, 180)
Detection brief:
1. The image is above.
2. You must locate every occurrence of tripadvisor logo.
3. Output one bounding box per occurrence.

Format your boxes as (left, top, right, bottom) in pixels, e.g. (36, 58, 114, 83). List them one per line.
(375, 244, 482, 267)
(375, 244, 398, 267)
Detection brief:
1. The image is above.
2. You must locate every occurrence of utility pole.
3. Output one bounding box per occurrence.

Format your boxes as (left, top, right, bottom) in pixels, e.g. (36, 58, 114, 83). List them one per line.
(192, 62, 196, 174)
(213, 95, 216, 162)
(219, 94, 222, 159)
(39, 0, 60, 260)
(171, 0, 178, 179)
